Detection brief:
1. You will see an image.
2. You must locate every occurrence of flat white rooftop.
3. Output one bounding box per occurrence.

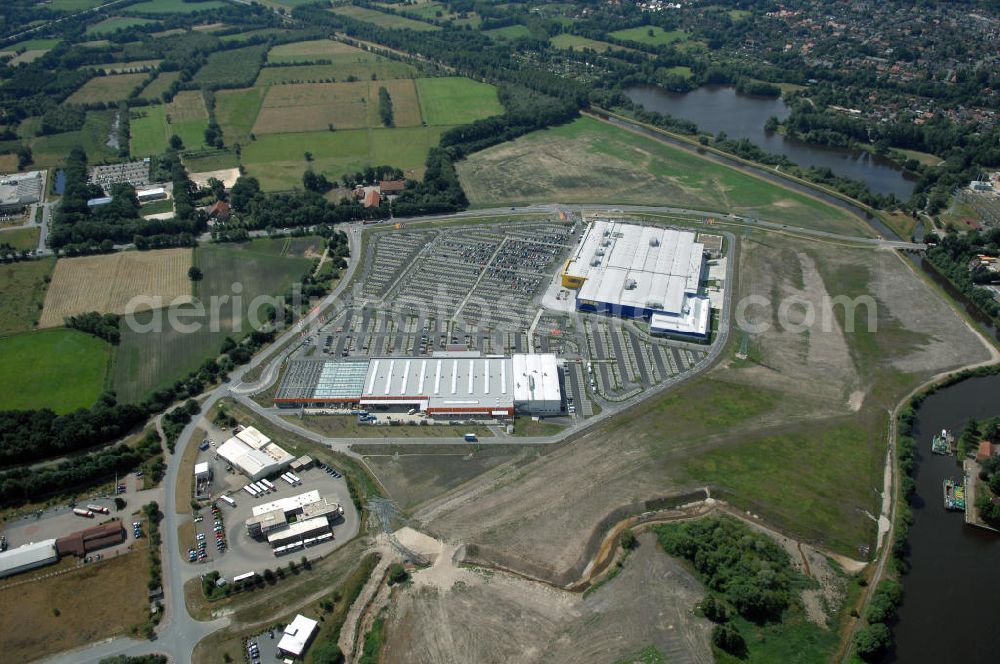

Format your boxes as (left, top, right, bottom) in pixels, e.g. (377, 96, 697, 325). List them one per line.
(278, 614, 318, 657)
(650, 295, 711, 338)
(235, 426, 271, 450)
(0, 539, 58, 577)
(511, 353, 561, 404)
(252, 490, 321, 517)
(566, 220, 703, 315)
(362, 354, 514, 412)
(267, 517, 331, 545)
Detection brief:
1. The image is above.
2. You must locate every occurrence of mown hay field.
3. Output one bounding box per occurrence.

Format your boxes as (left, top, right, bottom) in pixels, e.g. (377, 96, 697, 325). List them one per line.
(66, 73, 147, 104)
(331, 5, 441, 31)
(256, 59, 417, 85)
(131, 104, 209, 155)
(415, 77, 503, 126)
(113, 239, 313, 402)
(215, 87, 266, 145)
(252, 79, 422, 134)
(0, 328, 111, 413)
(139, 70, 180, 100)
(39, 248, 193, 328)
(267, 38, 380, 64)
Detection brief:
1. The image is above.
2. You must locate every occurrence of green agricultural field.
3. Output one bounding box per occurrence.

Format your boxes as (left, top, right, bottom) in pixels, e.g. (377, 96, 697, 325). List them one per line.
(456, 115, 868, 235)
(192, 43, 268, 87)
(267, 39, 386, 65)
(0, 258, 54, 335)
(139, 71, 180, 100)
(31, 111, 119, 168)
(125, 0, 228, 13)
(415, 77, 502, 126)
(610, 26, 689, 47)
(550, 33, 637, 54)
(256, 57, 418, 85)
(181, 150, 240, 173)
(84, 59, 162, 74)
(113, 238, 314, 402)
(218, 28, 301, 43)
(331, 5, 442, 31)
(482, 24, 531, 41)
(241, 125, 447, 191)
(0, 227, 39, 252)
(380, 2, 481, 27)
(66, 73, 147, 104)
(253, 79, 422, 134)
(10, 38, 62, 50)
(215, 87, 265, 145)
(49, 0, 106, 10)
(0, 329, 110, 414)
(130, 103, 208, 156)
(85, 16, 157, 35)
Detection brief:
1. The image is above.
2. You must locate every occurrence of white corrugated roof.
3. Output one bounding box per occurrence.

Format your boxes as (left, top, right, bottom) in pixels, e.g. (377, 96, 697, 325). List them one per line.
(278, 614, 319, 656)
(0, 539, 58, 576)
(511, 354, 561, 404)
(235, 426, 271, 450)
(567, 220, 703, 315)
(362, 354, 514, 411)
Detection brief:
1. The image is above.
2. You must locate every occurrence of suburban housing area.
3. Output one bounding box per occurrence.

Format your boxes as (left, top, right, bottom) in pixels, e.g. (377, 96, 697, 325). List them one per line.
(0, 1, 999, 664)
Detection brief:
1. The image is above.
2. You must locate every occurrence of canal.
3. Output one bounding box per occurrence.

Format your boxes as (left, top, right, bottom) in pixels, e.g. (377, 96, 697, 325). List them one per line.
(624, 84, 918, 201)
(892, 373, 1000, 662)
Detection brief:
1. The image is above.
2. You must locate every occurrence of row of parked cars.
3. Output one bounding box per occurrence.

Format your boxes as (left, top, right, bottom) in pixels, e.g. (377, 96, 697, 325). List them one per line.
(189, 504, 227, 563)
(318, 462, 342, 479)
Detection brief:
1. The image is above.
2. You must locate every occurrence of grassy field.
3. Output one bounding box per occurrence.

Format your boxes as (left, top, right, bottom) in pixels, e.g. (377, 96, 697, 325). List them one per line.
(415, 77, 502, 126)
(131, 90, 210, 154)
(113, 239, 311, 402)
(9, 50, 49, 65)
(30, 111, 120, 167)
(66, 73, 147, 104)
(215, 87, 266, 145)
(48, 0, 106, 11)
(610, 26, 689, 46)
(0, 328, 111, 413)
(383, 1, 481, 27)
(253, 79, 421, 134)
(126, 0, 228, 13)
(0, 227, 39, 252)
(181, 149, 241, 173)
(267, 39, 390, 65)
(241, 125, 447, 191)
(0, 258, 54, 335)
(483, 24, 532, 41)
(85, 16, 156, 35)
(550, 33, 638, 54)
(456, 116, 869, 235)
(332, 5, 442, 31)
(0, 549, 149, 662)
(288, 415, 494, 440)
(193, 43, 268, 87)
(84, 59, 162, 74)
(256, 55, 417, 85)
(40, 248, 193, 328)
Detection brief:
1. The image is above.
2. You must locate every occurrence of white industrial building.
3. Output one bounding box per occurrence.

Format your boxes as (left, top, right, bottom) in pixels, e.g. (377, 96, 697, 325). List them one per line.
(562, 220, 710, 338)
(136, 186, 167, 202)
(194, 462, 211, 481)
(278, 614, 319, 657)
(0, 539, 58, 578)
(275, 352, 564, 417)
(217, 426, 293, 481)
(246, 489, 343, 541)
(0, 171, 43, 213)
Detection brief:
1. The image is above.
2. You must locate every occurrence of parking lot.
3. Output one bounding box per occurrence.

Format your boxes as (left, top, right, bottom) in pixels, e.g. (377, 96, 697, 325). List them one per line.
(181, 456, 359, 580)
(283, 216, 723, 421)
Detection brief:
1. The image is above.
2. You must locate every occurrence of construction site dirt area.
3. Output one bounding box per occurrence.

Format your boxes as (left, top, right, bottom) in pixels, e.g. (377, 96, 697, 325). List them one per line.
(380, 532, 713, 664)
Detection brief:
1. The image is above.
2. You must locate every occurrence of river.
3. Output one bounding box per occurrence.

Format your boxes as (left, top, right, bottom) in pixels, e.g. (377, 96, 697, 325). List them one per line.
(891, 374, 1000, 662)
(624, 84, 917, 201)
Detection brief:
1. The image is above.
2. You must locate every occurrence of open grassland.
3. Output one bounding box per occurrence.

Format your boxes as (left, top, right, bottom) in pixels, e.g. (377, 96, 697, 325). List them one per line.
(268, 39, 380, 64)
(332, 5, 442, 31)
(383, 1, 481, 27)
(167, 90, 209, 121)
(0, 154, 17, 172)
(85, 16, 156, 35)
(9, 50, 49, 65)
(40, 248, 193, 328)
(242, 125, 446, 191)
(216, 87, 266, 145)
(253, 79, 421, 134)
(66, 72, 147, 104)
(256, 57, 417, 85)
(406, 233, 991, 589)
(139, 71, 180, 100)
(550, 33, 639, 54)
(0, 550, 149, 662)
(125, 0, 228, 13)
(193, 43, 268, 87)
(610, 26, 690, 47)
(457, 116, 869, 235)
(181, 149, 240, 173)
(49, 0, 106, 9)
(0, 258, 54, 335)
(131, 104, 207, 155)
(0, 226, 39, 252)
(483, 24, 532, 41)
(0, 328, 110, 413)
(30, 111, 119, 167)
(113, 239, 311, 402)
(415, 76, 502, 125)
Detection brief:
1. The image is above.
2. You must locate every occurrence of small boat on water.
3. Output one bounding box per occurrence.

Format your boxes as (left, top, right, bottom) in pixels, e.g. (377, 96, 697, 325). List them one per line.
(931, 429, 953, 455)
(943, 479, 966, 511)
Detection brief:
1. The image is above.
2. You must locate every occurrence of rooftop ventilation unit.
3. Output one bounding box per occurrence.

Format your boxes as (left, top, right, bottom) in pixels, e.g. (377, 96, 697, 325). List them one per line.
(601, 238, 611, 247)
(590, 258, 601, 267)
(625, 279, 637, 290)
(649, 237, 660, 247)
(595, 247, 605, 256)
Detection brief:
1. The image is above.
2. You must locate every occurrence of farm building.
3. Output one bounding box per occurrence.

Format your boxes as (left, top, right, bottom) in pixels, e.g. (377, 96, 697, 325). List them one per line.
(217, 426, 294, 481)
(207, 199, 230, 221)
(55, 521, 126, 557)
(0, 539, 58, 578)
(562, 219, 709, 338)
(278, 614, 319, 658)
(0, 171, 43, 212)
(274, 352, 563, 417)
